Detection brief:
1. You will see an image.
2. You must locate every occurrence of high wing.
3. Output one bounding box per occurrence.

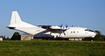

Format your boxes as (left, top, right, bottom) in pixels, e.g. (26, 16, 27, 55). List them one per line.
(38, 25, 69, 33)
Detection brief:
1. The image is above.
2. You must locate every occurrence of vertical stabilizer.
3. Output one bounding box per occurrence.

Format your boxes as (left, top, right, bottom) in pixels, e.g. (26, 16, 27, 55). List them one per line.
(10, 11, 22, 24)
(8, 11, 37, 27)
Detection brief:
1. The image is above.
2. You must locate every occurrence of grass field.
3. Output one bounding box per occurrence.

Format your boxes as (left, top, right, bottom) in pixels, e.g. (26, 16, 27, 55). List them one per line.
(0, 40, 105, 56)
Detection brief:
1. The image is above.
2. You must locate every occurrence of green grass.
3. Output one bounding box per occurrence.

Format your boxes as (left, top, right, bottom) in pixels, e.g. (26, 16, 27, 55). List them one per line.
(0, 40, 105, 56)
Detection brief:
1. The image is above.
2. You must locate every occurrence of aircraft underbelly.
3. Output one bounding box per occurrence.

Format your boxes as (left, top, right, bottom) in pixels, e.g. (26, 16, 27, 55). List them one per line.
(15, 27, 45, 35)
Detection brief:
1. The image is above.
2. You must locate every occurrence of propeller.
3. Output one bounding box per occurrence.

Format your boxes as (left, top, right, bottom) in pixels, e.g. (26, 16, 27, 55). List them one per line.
(65, 24, 68, 29)
(59, 24, 63, 27)
(66, 24, 71, 29)
(59, 23, 63, 29)
(58, 24, 70, 36)
(59, 24, 70, 29)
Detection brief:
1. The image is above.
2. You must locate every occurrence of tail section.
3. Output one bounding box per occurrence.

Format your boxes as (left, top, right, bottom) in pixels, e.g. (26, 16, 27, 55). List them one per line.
(8, 11, 37, 27)
(8, 11, 45, 35)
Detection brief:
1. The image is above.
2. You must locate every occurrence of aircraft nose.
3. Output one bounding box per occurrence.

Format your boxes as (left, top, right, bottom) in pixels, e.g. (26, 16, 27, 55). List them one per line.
(91, 32, 96, 37)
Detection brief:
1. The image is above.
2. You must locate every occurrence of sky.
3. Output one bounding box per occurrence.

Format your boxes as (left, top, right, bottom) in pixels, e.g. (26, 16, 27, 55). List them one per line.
(0, 0, 105, 38)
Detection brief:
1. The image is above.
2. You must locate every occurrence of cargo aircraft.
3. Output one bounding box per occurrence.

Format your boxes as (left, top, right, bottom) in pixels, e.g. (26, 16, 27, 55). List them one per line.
(7, 11, 96, 39)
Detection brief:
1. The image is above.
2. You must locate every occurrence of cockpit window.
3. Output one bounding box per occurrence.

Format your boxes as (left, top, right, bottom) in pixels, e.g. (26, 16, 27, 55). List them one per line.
(85, 29, 94, 32)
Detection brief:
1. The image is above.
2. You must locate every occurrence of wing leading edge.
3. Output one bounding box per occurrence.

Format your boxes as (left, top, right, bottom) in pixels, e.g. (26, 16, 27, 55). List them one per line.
(38, 25, 69, 33)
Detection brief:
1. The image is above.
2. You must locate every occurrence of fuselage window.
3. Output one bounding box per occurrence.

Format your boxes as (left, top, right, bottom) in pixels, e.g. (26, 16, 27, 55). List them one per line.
(71, 31, 75, 33)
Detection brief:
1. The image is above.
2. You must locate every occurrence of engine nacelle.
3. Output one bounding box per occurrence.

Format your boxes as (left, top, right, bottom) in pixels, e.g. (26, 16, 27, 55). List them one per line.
(50, 26, 61, 29)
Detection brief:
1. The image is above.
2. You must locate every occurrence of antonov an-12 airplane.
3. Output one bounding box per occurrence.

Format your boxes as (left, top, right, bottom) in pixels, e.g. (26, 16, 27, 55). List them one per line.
(7, 11, 96, 39)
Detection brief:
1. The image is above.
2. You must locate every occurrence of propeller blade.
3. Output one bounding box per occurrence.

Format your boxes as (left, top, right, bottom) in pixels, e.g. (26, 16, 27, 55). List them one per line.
(59, 23, 63, 27)
(59, 23, 64, 29)
(66, 24, 68, 28)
